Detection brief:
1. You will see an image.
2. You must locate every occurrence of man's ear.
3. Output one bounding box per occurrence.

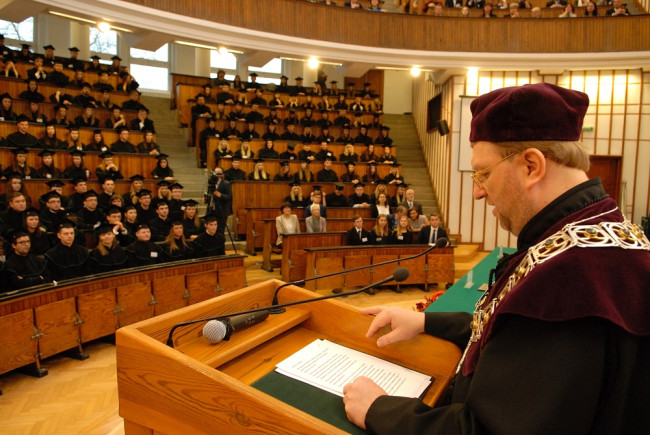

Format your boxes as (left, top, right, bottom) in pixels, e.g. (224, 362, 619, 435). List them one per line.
(521, 148, 546, 188)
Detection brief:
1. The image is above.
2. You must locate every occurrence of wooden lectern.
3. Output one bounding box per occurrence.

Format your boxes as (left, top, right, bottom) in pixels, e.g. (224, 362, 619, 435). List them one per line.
(116, 280, 461, 434)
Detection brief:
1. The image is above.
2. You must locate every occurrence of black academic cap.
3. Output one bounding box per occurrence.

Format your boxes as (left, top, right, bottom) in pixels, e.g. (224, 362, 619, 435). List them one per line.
(115, 126, 128, 134)
(83, 103, 95, 109)
(111, 55, 122, 61)
(184, 199, 199, 207)
(90, 55, 101, 60)
(68, 47, 80, 52)
(204, 214, 218, 223)
(381, 125, 390, 131)
(330, 80, 337, 84)
(311, 185, 322, 191)
(15, 114, 29, 123)
(376, 178, 387, 185)
(129, 174, 145, 181)
(92, 129, 102, 135)
(286, 142, 296, 150)
(11, 147, 28, 155)
(45, 179, 64, 188)
(25, 207, 39, 217)
(295, 77, 303, 81)
(335, 183, 345, 191)
(136, 189, 152, 197)
(280, 160, 290, 167)
(0, 92, 11, 100)
(383, 143, 393, 149)
(42, 191, 62, 201)
(347, 82, 355, 87)
(96, 223, 115, 235)
(38, 149, 55, 157)
(21, 43, 31, 50)
(109, 104, 122, 111)
(71, 176, 86, 185)
(135, 224, 150, 231)
(364, 82, 371, 87)
(155, 200, 168, 209)
(68, 125, 79, 131)
(10, 229, 29, 243)
(99, 150, 114, 159)
(45, 120, 57, 127)
(53, 104, 67, 112)
(289, 181, 301, 187)
(280, 75, 289, 80)
(169, 182, 184, 190)
(346, 161, 356, 166)
(253, 158, 264, 163)
(355, 182, 366, 187)
(69, 149, 85, 157)
(43, 44, 55, 50)
(156, 153, 169, 160)
(156, 180, 171, 187)
(202, 83, 212, 88)
(390, 162, 400, 168)
(249, 72, 258, 77)
(83, 190, 98, 199)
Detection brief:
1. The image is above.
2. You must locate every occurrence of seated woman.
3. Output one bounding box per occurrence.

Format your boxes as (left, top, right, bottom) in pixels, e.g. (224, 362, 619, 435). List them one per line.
(248, 159, 271, 181)
(362, 162, 381, 184)
(339, 143, 359, 163)
(161, 221, 194, 261)
(384, 163, 404, 185)
(95, 151, 124, 180)
(151, 153, 174, 180)
(181, 199, 202, 239)
(371, 192, 391, 218)
(274, 161, 294, 181)
(123, 174, 144, 207)
(293, 159, 314, 183)
(392, 215, 414, 245)
(88, 223, 129, 273)
(275, 202, 300, 249)
(4, 147, 36, 180)
(0, 92, 16, 122)
(258, 140, 280, 160)
(370, 214, 390, 245)
(233, 140, 255, 159)
(360, 143, 379, 164)
(341, 161, 361, 184)
(137, 130, 160, 155)
(24, 208, 51, 255)
(65, 126, 84, 151)
(110, 194, 124, 211)
(407, 207, 429, 233)
(284, 182, 308, 208)
(0, 174, 31, 211)
(34, 149, 63, 179)
(371, 180, 390, 205)
(37, 121, 64, 150)
(84, 129, 108, 152)
(305, 203, 327, 233)
(63, 149, 88, 180)
(213, 138, 232, 160)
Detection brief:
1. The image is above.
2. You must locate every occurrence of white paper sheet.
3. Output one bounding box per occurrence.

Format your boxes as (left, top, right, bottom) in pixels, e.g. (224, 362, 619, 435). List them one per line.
(275, 339, 432, 398)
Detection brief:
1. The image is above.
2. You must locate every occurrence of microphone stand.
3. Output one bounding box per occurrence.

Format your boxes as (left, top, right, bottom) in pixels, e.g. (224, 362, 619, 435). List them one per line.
(269, 237, 450, 309)
(166, 272, 403, 348)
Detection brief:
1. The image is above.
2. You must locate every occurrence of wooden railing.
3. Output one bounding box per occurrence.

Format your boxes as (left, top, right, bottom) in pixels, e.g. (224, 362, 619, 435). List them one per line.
(121, 0, 650, 53)
(0, 255, 246, 386)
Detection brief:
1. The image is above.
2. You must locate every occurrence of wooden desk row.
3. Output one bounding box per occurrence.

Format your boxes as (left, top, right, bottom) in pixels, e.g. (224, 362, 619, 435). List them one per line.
(246, 207, 374, 255)
(10, 179, 162, 209)
(0, 121, 147, 145)
(0, 255, 247, 386)
(0, 147, 158, 183)
(7, 99, 140, 127)
(0, 77, 132, 107)
(11, 62, 121, 88)
(303, 245, 455, 290)
(230, 181, 398, 238)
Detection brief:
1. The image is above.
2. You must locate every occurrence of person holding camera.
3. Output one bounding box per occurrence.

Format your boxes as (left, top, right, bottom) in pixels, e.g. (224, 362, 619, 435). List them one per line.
(205, 167, 232, 235)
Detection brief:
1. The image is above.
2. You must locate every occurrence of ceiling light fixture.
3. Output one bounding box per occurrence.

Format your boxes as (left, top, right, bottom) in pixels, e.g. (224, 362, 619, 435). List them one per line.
(410, 66, 421, 77)
(307, 57, 319, 69)
(48, 11, 132, 32)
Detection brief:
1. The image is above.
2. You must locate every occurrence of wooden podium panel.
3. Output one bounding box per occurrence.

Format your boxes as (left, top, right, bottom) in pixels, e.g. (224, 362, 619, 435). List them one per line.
(372, 255, 398, 284)
(217, 266, 247, 293)
(152, 276, 189, 316)
(186, 270, 219, 303)
(34, 298, 80, 359)
(314, 257, 344, 291)
(344, 255, 372, 288)
(117, 282, 155, 327)
(427, 247, 455, 285)
(0, 310, 38, 374)
(78, 288, 118, 343)
(116, 280, 461, 434)
(400, 254, 427, 286)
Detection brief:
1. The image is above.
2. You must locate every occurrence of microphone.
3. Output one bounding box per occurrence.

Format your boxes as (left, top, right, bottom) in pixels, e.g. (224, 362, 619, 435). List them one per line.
(203, 310, 270, 344)
(270, 237, 450, 308)
(165, 267, 410, 347)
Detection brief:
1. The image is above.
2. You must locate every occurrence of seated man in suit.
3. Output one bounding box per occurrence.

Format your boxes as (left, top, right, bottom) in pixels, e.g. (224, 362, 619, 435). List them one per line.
(417, 212, 449, 245)
(399, 188, 423, 215)
(346, 215, 372, 246)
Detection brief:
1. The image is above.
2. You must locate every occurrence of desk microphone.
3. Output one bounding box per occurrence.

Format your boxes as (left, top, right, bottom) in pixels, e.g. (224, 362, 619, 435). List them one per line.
(270, 237, 449, 308)
(165, 267, 410, 348)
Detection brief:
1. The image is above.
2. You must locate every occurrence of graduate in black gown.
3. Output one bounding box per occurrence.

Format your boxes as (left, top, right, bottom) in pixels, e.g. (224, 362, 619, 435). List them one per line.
(88, 223, 129, 273)
(3, 230, 51, 291)
(44, 222, 90, 281)
(191, 215, 226, 258)
(125, 224, 163, 267)
(161, 221, 194, 262)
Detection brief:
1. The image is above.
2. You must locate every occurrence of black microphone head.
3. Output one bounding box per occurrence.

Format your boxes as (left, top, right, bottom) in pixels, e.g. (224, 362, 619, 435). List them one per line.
(393, 267, 410, 282)
(435, 237, 449, 248)
(203, 320, 227, 343)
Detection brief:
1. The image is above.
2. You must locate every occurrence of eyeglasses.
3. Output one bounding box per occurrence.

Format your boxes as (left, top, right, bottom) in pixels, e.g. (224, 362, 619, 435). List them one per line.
(470, 152, 519, 189)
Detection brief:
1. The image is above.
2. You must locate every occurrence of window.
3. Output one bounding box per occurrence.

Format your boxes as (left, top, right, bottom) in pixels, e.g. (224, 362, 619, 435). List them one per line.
(248, 58, 281, 74)
(0, 17, 33, 42)
(210, 50, 237, 70)
(89, 27, 117, 55)
(130, 64, 169, 91)
(131, 44, 169, 62)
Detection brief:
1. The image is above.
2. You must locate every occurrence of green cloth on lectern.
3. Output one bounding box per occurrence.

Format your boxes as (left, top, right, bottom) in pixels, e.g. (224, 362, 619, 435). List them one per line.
(427, 247, 516, 313)
(252, 370, 366, 435)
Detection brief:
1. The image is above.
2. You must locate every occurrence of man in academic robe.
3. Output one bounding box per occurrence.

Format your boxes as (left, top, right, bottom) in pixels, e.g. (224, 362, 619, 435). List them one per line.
(348, 183, 371, 208)
(191, 215, 226, 257)
(316, 158, 339, 182)
(125, 224, 163, 266)
(4, 231, 51, 290)
(148, 201, 173, 242)
(6, 115, 38, 147)
(74, 190, 106, 231)
(44, 222, 90, 281)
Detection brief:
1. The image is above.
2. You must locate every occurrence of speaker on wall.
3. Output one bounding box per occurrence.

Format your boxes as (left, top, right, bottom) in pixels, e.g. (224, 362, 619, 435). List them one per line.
(436, 120, 450, 136)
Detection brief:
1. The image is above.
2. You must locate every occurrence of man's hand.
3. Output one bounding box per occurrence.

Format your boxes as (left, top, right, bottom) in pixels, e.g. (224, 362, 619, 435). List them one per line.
(343, 376, 387, 429)
(361, 306, 425, 347)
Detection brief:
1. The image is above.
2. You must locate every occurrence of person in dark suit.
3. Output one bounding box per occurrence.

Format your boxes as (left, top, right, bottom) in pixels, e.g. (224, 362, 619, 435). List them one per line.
(399, 188, 423, 216)
(205, 167, 232, 234)
(417, 212, 449, 245)
(346, 215, 372, 246)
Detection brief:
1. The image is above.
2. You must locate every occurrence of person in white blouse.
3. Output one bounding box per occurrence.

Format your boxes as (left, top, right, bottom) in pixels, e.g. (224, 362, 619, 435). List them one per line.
(275, 202, 300, 249)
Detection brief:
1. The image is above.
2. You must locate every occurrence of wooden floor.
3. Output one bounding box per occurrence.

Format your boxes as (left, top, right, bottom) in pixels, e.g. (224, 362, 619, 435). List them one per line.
(0, 246, 486, 435)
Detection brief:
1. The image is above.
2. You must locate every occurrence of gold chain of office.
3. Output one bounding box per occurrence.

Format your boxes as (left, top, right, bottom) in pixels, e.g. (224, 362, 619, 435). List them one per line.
(456, 209, 650, 374)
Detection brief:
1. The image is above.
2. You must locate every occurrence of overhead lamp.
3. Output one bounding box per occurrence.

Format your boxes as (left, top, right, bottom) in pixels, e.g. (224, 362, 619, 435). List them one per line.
(307, 57, 319, 69)
(218, 46, 229, 56)
(410, 66, 421, 77)
(97, 21, 111, 33)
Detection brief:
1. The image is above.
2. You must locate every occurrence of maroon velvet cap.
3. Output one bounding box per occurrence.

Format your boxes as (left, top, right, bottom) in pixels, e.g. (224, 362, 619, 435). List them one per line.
(469, 83, 589, 143)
